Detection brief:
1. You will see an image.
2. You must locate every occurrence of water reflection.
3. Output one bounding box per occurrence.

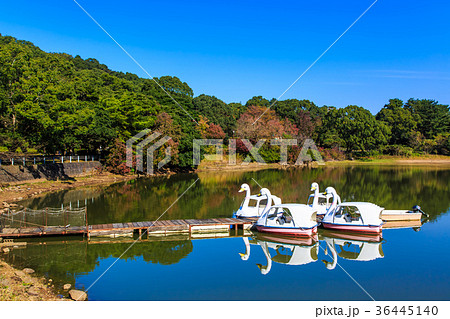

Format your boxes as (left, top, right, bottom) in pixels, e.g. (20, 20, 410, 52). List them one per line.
(238, 231, 385, 275)
(239, 234, 319, 275)
(19, 166, 450, 226)
(3, 236, 193, 290)
(320, 230, 384, 270)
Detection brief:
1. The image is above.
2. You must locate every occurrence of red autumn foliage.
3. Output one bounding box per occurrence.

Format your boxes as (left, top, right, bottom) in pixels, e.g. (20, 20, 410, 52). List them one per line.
(105, 138, 131, 175)
(205, 123, 226, 139)
(236, 105, 298, 139)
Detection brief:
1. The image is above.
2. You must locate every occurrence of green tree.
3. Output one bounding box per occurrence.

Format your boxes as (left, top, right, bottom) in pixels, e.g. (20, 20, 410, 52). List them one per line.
(376, 98, 419, 146)
(335, 105, 390, 155)
(405, 98, 450, 139)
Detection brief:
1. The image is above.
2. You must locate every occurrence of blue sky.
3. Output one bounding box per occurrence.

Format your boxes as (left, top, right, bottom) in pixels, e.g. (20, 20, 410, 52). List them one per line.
(1, 0, 449, 113)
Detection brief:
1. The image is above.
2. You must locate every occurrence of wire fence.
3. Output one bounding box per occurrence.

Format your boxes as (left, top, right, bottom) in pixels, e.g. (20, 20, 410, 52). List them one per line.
(0, 207, 87, 229)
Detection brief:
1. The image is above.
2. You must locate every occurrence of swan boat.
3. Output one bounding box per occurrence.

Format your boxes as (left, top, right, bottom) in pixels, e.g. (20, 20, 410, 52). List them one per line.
(233, 184, 281, 218)
(255, 188, 318, 237)
(321, 187, 383, 234)
(307, 182, 341, 218)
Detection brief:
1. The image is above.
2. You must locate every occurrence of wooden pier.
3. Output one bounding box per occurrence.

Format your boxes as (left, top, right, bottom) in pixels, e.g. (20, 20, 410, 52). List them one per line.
(0, 217, 256, 239)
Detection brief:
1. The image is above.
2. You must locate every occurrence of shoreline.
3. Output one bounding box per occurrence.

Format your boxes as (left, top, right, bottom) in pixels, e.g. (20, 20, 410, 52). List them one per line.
(324, 157, 450, 167)
(0, 259, 63, 301)
(0, 172, 136, 207)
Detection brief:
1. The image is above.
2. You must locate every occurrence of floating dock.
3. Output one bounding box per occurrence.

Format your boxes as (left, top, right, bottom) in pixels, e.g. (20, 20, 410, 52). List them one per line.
(0, 217, 255, 239)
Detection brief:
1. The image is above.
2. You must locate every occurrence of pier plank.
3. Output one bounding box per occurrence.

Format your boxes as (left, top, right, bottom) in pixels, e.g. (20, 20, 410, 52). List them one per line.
(0, 216, 257, 239)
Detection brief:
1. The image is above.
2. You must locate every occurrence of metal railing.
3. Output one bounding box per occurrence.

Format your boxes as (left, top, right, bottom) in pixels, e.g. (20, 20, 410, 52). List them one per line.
(0, 155, 100, 167)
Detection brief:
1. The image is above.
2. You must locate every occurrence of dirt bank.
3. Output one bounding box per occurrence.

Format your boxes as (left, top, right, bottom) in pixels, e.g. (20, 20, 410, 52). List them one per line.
(0, 172, 136, 207)
(0, 259, 62, 301)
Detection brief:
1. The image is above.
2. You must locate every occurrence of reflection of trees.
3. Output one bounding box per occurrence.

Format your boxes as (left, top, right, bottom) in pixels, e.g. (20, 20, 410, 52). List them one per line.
(18, 166, 450, 225)
(19, 188, 103, 209)
(4, 239, 193, 287)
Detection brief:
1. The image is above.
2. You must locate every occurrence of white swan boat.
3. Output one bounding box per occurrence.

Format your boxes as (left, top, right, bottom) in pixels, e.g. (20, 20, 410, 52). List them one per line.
(255, 188, 318, 237)
(233, 184, 281, 218)
(307, 182, 341, 218)
(321, 187, 383, 234)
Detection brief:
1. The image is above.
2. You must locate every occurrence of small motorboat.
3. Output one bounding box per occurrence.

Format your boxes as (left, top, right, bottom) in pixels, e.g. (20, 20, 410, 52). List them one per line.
(381, 205, 428, 221)
(321, 232, 384, 270)
(233, 184, 281, 218)
(255, 189, 318, 237)
(307, 182, 341, 218)
(321, 187, 383, 234)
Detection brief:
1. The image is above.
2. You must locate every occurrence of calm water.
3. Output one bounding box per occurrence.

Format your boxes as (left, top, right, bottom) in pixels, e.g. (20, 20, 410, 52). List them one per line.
(5, 165, 450, 300)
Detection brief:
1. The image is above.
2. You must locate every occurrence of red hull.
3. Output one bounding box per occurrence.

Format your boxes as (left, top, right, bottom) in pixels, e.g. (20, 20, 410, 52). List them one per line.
(322, 222, 382, 234)
(256, 225, 317, 237)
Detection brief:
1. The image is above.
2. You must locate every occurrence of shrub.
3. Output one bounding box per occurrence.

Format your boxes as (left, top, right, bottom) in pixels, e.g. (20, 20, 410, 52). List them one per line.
(381, 145, 413, 157)
(320, 146, 346, 161)
(105, 139, 131, 175)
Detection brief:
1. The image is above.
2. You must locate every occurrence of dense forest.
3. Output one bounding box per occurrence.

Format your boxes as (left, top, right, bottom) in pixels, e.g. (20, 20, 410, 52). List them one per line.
(0, 34, 449, 172)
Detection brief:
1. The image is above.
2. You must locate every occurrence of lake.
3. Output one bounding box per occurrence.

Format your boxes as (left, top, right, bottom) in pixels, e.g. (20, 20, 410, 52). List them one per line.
(5, 165, 450, 300)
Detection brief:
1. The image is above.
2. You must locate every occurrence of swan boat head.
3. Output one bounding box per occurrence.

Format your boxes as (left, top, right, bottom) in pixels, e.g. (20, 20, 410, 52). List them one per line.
(239, 183, 251, 196)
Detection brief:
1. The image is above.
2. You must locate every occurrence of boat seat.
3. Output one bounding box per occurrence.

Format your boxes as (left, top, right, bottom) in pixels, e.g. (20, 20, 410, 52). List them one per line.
(276, 214, 293, 225)
(283, 215, 293, 223)
(344, 214, 352, 223)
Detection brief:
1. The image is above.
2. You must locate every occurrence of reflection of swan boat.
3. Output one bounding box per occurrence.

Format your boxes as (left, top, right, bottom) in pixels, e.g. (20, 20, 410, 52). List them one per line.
(382, 219, 422, 229)
(255, 189, 318, 237)
(322, 187, 383, 234)
(320, 229, 382, 243)
(321, 232, 384, 270)
(257, 232, 318, 246)
(253, 234, 319, 275)
(234, 184, 281, 218)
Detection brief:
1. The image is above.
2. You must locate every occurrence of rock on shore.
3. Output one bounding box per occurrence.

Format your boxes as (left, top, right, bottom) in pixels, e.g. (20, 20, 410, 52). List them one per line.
(69, 289, 87, 301)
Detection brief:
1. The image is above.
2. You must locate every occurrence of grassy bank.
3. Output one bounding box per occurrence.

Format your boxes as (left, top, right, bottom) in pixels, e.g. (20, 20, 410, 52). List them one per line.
(324, 155, 450, 166)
